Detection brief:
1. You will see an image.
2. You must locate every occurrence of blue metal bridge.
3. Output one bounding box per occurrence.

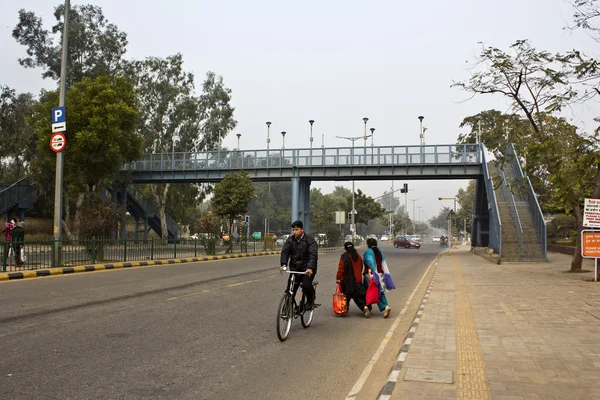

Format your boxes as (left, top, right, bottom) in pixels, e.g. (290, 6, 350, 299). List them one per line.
(120, 144, 482, 235)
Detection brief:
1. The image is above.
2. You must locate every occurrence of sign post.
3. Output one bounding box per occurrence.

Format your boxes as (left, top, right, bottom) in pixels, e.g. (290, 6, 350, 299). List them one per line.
(52, 0, 70, 267)
(582, 198, 600, 281)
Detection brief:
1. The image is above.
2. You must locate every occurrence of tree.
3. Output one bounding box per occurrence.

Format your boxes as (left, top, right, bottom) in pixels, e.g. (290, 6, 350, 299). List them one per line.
(12, 4, 128, 87)
(430, 207, 452, 230)
(29, 75, 142, 236)
(128, 54, 236, 238)
(378, 190, 401, 213)
(0, 86, 36, 181)
(455, 181, 476, 234)
(352, 189, 386, 226)
(212, 170, 254, 251)
(453, 40, 600, 271)
(194, 212, 221, 255)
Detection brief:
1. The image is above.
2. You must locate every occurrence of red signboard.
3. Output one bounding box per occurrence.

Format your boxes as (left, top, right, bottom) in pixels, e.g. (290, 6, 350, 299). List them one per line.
(581, 230, 600, 258)
(50, 132, 66, 153)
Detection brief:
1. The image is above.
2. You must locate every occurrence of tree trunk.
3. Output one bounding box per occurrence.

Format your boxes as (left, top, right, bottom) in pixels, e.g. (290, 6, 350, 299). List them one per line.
(72, 192, 86, 237)
(151, 183, 170, 239)
(570, 202, 584, 272)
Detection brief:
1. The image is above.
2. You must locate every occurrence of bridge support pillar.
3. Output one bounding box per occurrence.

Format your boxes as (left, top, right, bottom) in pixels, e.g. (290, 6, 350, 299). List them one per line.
(291, 178, 312, 234)
(120, 184, 127, 240)
(143, 215, 149, 244)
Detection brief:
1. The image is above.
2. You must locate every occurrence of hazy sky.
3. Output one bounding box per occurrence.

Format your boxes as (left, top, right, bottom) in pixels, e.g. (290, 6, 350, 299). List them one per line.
(1, 0, 597, 223)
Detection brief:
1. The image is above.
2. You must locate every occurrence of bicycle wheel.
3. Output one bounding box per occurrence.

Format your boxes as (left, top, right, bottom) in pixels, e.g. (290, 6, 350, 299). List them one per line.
(276, 293, 293, 342)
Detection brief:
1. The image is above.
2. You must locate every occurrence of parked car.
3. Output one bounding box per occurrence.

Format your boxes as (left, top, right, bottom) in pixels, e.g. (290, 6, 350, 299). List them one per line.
(394, 236, 421, 249)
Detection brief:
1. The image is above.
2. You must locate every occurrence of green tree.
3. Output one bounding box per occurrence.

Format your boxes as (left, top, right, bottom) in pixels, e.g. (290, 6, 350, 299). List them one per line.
(128, 54, 236, 238)
(29, 75, 142, 236)
(12, 4, 128, 87)
(352, 189, 386, 227)
(430, 206, 452, 230)
(453, 39, 600, 271)
(455, 181, 476, 234)
(0, 86, 36, 181)
(212, 170, 254, 251)
(194, 212, 221, 255)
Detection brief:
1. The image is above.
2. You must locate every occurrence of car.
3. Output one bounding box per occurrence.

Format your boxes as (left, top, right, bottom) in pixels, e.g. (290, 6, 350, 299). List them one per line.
(380, 235, 389, 241)
(393, 236, 421, 249)
(432, 236, 441, 243)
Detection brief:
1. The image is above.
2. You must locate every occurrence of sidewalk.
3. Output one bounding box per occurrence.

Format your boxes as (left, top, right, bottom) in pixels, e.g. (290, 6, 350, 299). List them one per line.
(387, 246, 600, 400)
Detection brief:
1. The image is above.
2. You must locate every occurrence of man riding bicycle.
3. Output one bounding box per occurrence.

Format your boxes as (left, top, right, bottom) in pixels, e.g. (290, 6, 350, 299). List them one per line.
(279, 220, 318, 310)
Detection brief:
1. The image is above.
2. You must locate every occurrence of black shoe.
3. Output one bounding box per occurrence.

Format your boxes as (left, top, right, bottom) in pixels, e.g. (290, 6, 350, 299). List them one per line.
(305, 302, 315, 311)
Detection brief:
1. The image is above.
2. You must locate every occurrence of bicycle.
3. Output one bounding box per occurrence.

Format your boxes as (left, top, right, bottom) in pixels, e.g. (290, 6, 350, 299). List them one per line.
(276, 268, 320, 342)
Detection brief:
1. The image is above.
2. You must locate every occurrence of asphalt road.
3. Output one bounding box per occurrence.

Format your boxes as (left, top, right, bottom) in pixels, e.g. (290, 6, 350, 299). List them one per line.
(0, 243, 441, 400)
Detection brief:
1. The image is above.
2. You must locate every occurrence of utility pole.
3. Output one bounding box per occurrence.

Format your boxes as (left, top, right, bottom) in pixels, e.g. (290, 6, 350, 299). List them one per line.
(53, 0, 70, 267)
(410, 199, 419, 235)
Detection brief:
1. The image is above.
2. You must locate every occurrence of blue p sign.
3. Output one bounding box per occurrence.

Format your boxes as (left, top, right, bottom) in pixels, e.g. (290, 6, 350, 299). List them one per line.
(51, 106, 66, 124)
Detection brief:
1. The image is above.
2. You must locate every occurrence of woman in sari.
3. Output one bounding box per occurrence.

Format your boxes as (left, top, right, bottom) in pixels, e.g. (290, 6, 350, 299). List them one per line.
(363, 238, 395, 318)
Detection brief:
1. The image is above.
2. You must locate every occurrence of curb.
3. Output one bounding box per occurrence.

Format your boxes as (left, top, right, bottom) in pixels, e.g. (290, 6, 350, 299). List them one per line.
(0, 247, 346, 282)
(377, 257, 440, 399)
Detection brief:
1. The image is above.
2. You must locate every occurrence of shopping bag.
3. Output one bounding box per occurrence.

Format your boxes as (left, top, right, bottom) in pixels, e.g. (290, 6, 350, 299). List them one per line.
(332, 283, 348, 315)
(365, 277, 379, 306)
(20, 247, 26, 263)
(8, 247, 13, 257)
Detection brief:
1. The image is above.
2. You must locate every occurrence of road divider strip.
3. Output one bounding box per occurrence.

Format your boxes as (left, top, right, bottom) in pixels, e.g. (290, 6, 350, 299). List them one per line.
(0, 247, 345, 282)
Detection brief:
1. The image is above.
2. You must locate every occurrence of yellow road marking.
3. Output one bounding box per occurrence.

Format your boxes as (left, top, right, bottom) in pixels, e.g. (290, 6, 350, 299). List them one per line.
(454, 260, 489, 399)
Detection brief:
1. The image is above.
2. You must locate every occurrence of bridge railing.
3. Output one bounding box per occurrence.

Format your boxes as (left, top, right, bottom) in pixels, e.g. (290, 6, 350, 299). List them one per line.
(481, 145, 502, 256)
(122, 144, 481, 171)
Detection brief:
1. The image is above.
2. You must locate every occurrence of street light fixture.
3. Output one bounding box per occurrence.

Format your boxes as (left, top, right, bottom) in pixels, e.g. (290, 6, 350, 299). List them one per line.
(336, 134, 363, 241)
(236, 133, 241, 150)
(370, 127, 375, 147)
(266, 121, 272, 151)
(309, 120, 314, 149)
(281, 131, 286, 149)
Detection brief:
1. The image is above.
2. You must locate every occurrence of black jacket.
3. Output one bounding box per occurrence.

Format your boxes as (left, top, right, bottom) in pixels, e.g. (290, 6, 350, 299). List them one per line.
(280, 233, 318, 273)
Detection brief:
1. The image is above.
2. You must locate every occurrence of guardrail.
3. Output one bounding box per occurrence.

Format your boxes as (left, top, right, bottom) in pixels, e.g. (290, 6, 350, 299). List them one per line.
(499, 168, 524, 258)
(122, 144, 482, 171)
(506, 144, 547, 260)
(481, 145, 502, 256)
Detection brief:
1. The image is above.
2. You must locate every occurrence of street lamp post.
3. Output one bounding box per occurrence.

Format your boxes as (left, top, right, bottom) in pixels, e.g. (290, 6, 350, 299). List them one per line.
(410, 199, 420, 234)
(266, 121, 271, 151)
(281, 131, 286, 149)
(309, 120, 314, 149)
(336, 135, 363, 241)
(370, 127, 375, 147)
(439, 196, 457, 248)
(236, 133, 241, 150)
(418, 116, 424, 145)
(172, 132, 180, 169)
(362, 117, 369, 163)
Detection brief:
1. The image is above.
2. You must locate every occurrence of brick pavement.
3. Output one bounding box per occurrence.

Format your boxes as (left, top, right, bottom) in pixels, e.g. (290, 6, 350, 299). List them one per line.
(388, 246, 600, 400)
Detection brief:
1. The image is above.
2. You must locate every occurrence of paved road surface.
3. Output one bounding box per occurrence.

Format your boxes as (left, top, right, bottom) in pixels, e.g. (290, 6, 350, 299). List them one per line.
(0, 243, 440, 399)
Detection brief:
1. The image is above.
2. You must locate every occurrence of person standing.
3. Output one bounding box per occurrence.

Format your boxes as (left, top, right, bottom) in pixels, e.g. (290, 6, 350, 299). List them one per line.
(12, 218, 25, 267)
(363, 238, 395, 318)
(279, 220, 318, 309)
(336, 242, 369, 317)
(2, 219, 14, 268)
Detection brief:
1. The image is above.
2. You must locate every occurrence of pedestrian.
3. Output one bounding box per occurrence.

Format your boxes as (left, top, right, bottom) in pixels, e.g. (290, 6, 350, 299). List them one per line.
(2, 219, 15, 267)
(363, 237, 395, 318)
(12, 218, 25, 267)
(336, 242, 369, 317)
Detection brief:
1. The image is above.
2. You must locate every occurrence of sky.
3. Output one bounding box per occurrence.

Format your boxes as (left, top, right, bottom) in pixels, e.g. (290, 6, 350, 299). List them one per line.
(1, 0, 598, 224)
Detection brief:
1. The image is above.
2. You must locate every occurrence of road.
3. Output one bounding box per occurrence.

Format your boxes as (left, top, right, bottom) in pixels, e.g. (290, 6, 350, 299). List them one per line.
(0, 243, 440, 400)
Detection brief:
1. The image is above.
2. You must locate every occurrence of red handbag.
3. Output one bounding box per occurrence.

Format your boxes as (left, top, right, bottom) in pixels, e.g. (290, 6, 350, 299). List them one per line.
(365, 277, 379, 306)
(332, 284, 348, 315)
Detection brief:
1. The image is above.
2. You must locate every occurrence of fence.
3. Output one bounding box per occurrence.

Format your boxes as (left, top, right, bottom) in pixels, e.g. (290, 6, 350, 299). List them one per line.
(1, 236, 348, 273)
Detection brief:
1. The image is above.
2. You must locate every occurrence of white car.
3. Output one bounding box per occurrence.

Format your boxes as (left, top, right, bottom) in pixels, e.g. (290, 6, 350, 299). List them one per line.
(380, 235, 389, 241)
(432, 236, 441, 242)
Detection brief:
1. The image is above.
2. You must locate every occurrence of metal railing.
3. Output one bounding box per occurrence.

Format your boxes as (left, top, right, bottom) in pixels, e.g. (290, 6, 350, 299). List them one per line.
(0, 178, 39, 214)
(499, 168, 524, 258)
(0, 236, 347, 272)
(506, 144, 547, 260)
(481, 145, 502, 256)
(122, 144, 482, 172)
(127, 186, 181, 239)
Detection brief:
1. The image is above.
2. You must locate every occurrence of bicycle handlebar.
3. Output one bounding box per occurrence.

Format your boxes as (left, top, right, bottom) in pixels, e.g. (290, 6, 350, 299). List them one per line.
(280, 267, 308, 275)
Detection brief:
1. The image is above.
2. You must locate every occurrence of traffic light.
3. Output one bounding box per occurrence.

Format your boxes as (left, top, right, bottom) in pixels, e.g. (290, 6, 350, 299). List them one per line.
(400, 183, 408, 193)
(244, 215, 250, 223)
(347, 212, 352, 224)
